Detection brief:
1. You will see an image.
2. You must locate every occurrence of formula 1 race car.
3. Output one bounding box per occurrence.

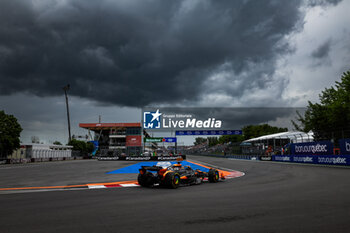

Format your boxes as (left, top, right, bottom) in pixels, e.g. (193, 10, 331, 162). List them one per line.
(137, 159, 222, 189)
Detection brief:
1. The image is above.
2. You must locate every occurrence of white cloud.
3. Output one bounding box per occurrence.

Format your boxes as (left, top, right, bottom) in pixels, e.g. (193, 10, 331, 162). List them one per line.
(281, 1, 350, 105)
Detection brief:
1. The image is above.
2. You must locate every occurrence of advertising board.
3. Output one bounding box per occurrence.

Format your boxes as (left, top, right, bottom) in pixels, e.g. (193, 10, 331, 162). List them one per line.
(98, 155, 186, 161)
(175, 130, 242, 136)
(290, 141, 333, 155)
(272, 155, 350, 166)
(126, 136, 142, 147)
(339, 138, 350, 155)
(144, 137, 177, 143)
(163, 137, 177, 143)
(144, 137, 163, 143)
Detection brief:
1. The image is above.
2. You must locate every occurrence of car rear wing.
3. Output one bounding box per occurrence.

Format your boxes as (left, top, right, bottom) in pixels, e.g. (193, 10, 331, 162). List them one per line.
(140, 165, 163, 172)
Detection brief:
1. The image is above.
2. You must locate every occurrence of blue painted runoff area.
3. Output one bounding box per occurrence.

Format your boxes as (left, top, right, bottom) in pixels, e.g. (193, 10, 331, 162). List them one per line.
(107, 161, 210, 174)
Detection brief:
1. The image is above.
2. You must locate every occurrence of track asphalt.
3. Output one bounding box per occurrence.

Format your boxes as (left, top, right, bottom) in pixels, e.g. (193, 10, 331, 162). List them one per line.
(0, 155, 350, 233)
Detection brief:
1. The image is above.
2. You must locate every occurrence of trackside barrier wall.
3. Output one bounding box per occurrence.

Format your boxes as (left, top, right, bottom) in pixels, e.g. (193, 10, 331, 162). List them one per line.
(193, 153, 350, 166)
(272, 155, 350, 166)
(31, 149, 72, 158)
(194, 154, 260, 160)
(98, 155, 187, 161)
(339, 139, 350, 155)
(5, 157, 83, 164)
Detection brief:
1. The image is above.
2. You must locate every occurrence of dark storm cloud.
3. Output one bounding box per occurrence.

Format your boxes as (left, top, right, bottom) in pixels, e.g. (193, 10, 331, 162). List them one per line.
(144, 107, 306, 130)
(311, 40, 331, 59)
(0, 0, 342, 107)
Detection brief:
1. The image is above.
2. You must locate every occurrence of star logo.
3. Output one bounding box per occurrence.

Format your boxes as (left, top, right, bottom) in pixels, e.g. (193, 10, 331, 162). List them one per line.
(150, 109, 162, 122)
(143, 109, 162, 129)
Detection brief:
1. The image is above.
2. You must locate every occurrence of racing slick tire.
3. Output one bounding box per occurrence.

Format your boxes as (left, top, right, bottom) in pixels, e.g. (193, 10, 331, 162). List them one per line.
(138, 171, 155, 187)
(164, 172, 180, 189)
(208, 169, 220, 183)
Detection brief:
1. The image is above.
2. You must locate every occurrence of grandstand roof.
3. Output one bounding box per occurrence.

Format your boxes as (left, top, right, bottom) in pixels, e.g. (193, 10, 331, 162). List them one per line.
(79, 123, 141, 131)
(244, 131, 314, 143)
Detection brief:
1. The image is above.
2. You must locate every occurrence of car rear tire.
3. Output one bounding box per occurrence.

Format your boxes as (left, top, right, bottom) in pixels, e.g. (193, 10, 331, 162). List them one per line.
(164, 172, 180, 189)
(138, 172, 155, 187)
(208, 169, 219, 183)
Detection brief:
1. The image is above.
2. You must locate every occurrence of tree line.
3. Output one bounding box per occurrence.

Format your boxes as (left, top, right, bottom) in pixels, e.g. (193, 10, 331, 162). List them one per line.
(0, 109, 93, 158)
(292, 71, 350, 142)
(1, 70, 350, 157)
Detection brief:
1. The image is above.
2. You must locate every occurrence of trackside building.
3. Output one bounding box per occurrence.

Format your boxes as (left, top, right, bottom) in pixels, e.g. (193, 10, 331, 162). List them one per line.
(79, 123, 152, 156)
(8, 144, 73, 160)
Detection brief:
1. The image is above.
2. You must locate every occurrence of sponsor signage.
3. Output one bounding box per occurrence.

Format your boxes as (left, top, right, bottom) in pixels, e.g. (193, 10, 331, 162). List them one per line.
(143, 110, 162, 129)
(143, 109, 222, 130)
(89, 140, 99, 156)
(273, 155, 292, 162)
(260, 156, 272, 161)
(144, 137, 177, 143)
(175, 130, 242, 136)
(98, 155, 186, 161)
(163, 137, 177, 143)
(290, 141, 333, 155)
(339, 138, 350, 155)
(144, 137, 163, 143)
(272, 155, 350, 166)
(126, 136, 142, 146)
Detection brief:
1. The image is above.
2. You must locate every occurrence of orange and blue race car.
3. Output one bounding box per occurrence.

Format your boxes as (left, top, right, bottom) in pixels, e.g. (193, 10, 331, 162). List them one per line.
(137, 159, 223, 189)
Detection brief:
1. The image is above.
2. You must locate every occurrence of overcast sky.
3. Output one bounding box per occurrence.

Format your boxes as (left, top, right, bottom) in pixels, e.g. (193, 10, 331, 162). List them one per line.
(0, 0, 349, 144)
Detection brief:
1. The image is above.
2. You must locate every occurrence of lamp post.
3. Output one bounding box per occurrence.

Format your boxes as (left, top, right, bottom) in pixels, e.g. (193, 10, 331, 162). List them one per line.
(63, 84, 72, 143)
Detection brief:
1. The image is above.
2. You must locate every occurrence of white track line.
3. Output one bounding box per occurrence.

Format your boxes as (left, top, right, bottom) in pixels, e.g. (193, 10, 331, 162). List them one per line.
(87, 185, 107, 189)
(120, 184, 139, 187)
(0, 188, 90, 195)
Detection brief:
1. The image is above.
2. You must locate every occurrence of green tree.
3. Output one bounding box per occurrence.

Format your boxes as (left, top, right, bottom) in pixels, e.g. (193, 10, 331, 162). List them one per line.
(242, 124, 288, 140)
(53, 141, 62, 145)
(194, 137, 207, 145)
(207, 137, 219, 147)
(218, 135, 244, 144)
(293, 70, 350, 141)
(0, 111, 22, 158)
(68, 139, 94, 154)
